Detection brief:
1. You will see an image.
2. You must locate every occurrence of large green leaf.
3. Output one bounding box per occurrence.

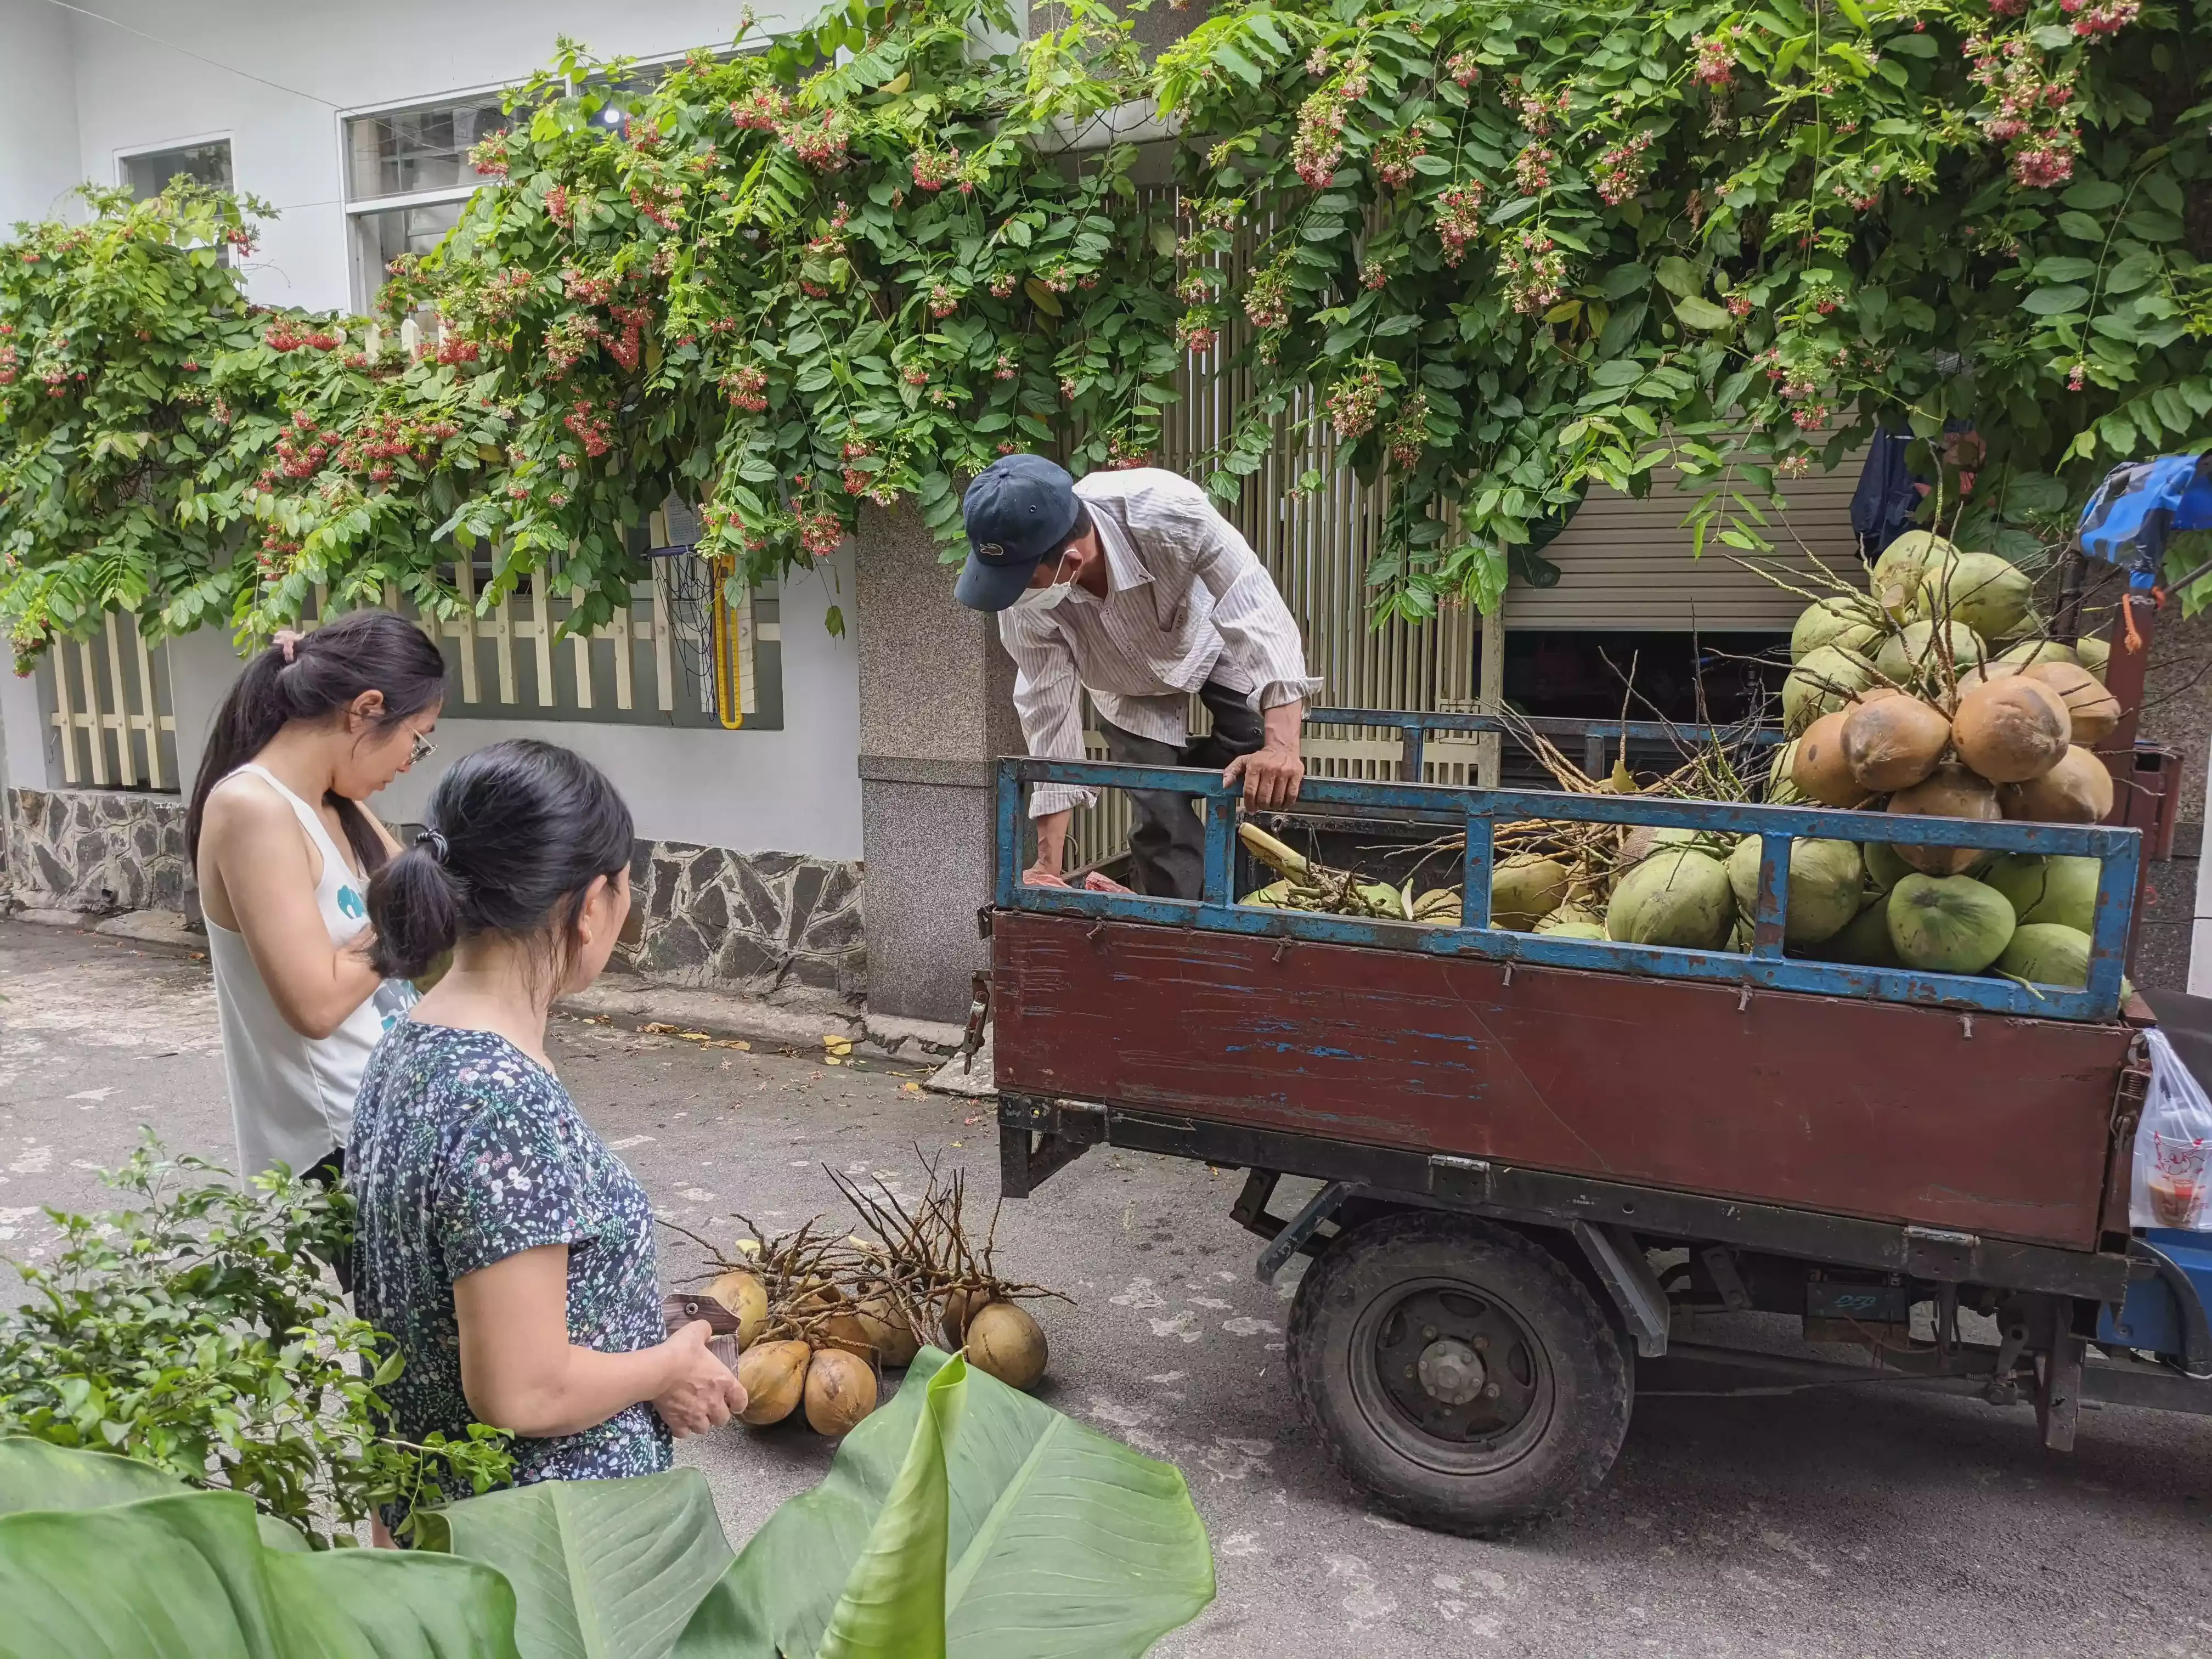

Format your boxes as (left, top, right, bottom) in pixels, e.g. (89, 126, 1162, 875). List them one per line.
(815, 1353, 964, 1659)
(0, 1487, 518, 1659)
(679, 1348, 1213, 1659)
(419, 1468, 735, 1659)
(0, 1436, 309, 1552)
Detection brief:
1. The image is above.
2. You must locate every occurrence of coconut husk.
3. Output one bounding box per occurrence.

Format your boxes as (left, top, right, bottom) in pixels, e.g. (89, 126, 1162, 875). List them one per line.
(1725, 836, 1863, 946)
(1887, 873, 2017, 974)
(1791, 709, 1871, 807)
(1605, 848, 1734, 949)
(1841, 696, 1951, 793)
(964, 1300, 1049, 1391)
(737, 1340, 811, 1425)
(1997, 746, 2113, 825)
(1950, 675, 2070, 783)
(1886, 761, 2000, 874)
(2023, 661, 2120, 743)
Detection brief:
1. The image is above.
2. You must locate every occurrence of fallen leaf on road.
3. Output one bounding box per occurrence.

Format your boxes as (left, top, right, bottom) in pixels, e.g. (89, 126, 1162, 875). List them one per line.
(642, 1023, 680, 1034)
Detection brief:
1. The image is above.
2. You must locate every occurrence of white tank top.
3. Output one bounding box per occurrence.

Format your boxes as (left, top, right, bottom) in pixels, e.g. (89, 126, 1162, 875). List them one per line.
(205, 764, 417, 1177)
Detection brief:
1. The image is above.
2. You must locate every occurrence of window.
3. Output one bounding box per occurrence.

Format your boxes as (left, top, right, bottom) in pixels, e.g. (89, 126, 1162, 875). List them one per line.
(119, 139, 232, 200)
(341, 92, 510, 308)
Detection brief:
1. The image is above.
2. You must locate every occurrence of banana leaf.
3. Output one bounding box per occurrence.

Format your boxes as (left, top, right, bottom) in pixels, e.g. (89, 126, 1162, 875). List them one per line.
(675, 1347, 1214, 1658)
(413, 1465, 735, 1659)
(0, 1446, 519, 1659)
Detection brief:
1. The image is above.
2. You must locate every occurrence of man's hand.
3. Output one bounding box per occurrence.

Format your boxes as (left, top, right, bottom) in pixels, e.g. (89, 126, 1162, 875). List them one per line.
(1224, 701, 1306, 810)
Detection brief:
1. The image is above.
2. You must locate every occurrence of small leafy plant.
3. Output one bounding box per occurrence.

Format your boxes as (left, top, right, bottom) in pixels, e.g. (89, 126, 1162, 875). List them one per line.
(0, 1135, 512, 1545)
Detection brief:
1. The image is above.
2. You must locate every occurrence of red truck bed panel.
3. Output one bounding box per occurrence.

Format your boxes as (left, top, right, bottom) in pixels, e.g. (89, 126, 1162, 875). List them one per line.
(994, 910, 2134, 1250)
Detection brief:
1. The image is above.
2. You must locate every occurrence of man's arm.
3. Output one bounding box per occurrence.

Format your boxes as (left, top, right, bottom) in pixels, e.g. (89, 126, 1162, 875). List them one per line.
(1223, 698, 1307, 810)
(1001, 613, 1091, 882)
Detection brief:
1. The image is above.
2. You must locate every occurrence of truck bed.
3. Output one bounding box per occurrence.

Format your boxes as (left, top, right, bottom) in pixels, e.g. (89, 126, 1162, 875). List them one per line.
(994, 908, 2137, 1251)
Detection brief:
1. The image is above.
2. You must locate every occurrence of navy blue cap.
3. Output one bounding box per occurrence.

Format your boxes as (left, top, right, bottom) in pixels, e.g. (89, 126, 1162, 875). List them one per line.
(956, 453, 1082, 612)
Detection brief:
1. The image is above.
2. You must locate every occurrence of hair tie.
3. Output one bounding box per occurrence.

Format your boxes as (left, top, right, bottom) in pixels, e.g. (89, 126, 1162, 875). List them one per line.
(420, 827, 450, 864)
(273, 628, 302, 664)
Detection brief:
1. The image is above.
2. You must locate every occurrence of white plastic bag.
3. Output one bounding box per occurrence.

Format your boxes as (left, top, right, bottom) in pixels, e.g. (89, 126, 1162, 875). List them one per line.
(2131, 1028, 2212, 1231)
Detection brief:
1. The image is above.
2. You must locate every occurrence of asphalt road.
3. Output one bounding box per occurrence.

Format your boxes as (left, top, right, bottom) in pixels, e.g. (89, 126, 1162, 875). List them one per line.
(2, 918, 2208, 1658)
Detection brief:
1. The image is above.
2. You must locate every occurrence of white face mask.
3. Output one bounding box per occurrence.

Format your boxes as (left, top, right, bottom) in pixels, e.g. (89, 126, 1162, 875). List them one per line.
(1012, 550, 1078, 612)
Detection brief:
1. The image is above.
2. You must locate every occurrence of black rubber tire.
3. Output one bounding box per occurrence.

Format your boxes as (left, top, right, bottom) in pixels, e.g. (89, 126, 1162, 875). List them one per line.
(1288, 1210, 1634, 1537)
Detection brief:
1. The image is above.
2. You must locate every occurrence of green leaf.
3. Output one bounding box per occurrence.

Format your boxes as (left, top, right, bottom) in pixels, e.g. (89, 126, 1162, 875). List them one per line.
(419, 1469, 732, 1659)
(2061, 180, 2126, 211)
(2033, 257, 2098, 283)
(1673, 296, 1733, 331)
(2124, 211, 2183, 243)
(1654, 256, 1700, 298)
(0, 1485, 520, 1659)
(1600, 264, 1651, 300)
(678, 1348, 1212, 1659)
(2104, 254, 2160, 294)
(2022, 285, 2090, 315)
(0, 1437, 180, 1516)
(2056, 212, 2106, 242)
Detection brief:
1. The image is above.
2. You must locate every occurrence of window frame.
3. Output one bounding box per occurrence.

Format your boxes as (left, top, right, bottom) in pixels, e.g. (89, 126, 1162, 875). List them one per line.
(114, 132, 236, 199)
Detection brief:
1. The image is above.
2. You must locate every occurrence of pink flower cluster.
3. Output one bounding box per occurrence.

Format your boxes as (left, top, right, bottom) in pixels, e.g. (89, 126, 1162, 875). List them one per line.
(1446, 51, 1481, 89)
(1327, 366, 1384, 441)
(563, 399, 613, 458)
(1517, 88, 1569, 137)
(1692, 29, 1736, 89)
(1500, 229, 1565, 315)
(1372, 131, 1428, 190)
(798, 510, 845, 559)
(1592, 131, 1654, 206)
(1385, 389, 1430, 469)
(2059, 0, 2140, 35)
(1433, 182, 1486, 267)
(720, 363, 769, 411)
(1513, 144, 1556, 195)
(1244, 268, 1291, 331)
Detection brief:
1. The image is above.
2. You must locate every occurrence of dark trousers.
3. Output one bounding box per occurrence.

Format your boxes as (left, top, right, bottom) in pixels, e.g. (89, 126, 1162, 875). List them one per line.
(303, 1146, 354, 1297)
(1098, 679, 1265, 900)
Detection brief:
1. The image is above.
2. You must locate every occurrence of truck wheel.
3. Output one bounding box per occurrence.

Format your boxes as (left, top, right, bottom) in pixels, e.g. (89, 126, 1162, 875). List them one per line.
(1287, 1210, 1633, 1536)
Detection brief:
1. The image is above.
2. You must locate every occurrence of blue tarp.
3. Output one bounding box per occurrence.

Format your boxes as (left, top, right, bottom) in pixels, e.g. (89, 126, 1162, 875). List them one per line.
(2076, 453, 2212, 585)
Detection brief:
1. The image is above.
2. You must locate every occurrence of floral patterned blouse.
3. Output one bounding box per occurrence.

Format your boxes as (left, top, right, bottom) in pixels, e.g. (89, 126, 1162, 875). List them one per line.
(348, 1019, 672, 1517)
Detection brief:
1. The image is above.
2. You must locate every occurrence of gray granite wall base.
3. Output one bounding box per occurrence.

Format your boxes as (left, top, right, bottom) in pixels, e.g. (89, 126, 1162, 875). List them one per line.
(630, 839, 865, 1001)
(859, 773, 993, 1024)
(4, 787, 189, 914)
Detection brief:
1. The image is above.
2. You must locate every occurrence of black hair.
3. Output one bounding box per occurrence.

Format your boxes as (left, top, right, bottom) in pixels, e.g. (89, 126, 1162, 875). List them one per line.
(187, 611, 448, 874)
(1064, 501, 1094, 550)
(366, 738, 634, 984)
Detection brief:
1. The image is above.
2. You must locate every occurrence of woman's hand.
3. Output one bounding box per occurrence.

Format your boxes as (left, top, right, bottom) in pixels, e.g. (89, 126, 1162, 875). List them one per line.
(650, 1320, 749, 1437)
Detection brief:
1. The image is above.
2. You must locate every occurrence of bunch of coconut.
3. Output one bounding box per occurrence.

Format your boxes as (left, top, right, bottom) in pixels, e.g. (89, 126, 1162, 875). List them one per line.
(1760, 535, 2130, 985)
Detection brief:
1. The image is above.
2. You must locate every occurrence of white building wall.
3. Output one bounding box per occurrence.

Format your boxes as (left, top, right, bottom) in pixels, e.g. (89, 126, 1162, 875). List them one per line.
(5, 0, 865, 864)
(0, 0, 83, 230)
(59, 0, 790, 312)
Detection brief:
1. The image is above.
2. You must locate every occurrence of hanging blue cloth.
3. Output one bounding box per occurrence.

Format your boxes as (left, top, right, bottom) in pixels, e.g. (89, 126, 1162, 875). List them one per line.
(2076, 453, 2212, 586)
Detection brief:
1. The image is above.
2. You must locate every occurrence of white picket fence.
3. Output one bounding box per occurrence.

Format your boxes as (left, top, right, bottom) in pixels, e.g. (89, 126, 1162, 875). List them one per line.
(46, 613, 179, 789)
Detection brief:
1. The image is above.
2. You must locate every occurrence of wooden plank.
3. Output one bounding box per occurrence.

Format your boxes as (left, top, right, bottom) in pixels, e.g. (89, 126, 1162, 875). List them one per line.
(103, 614, 136, 787)
(132, 616, 163, 789)
(606, 598, 634, 710)
(492, 590, 517, 704)
(451, 559, 481, 704)
(530, 569, 556, 707)
(994, 909, 2130, 1250)
(77, 637, 108, 786)
(571, 585, 593, 710)
(50, 642, 78, 785)
(652, 566, 676, 713)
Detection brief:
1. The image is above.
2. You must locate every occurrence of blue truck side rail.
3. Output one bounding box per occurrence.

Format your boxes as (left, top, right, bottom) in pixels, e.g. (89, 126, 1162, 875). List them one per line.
(995, 749, 2143, 1023)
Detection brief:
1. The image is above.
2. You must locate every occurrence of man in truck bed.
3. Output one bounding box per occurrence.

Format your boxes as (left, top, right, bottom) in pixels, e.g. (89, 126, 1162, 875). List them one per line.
(954, 453, 1318, 899)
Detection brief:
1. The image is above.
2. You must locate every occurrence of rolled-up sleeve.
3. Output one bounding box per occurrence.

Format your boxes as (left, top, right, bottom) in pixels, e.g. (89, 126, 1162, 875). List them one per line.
(998, 611, 1096, 818)
(1148, 481, 1321, 710)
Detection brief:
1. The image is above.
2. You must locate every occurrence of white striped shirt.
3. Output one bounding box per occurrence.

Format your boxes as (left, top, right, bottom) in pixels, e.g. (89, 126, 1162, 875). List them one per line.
(998, 469, 1321, 817)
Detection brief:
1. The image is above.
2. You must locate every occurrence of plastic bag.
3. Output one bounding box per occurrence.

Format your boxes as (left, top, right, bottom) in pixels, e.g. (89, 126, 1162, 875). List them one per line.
(2130, 1028, 2212, 1231)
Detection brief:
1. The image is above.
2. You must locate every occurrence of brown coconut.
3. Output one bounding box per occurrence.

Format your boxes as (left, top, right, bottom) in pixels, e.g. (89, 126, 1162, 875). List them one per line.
(1886, 761, 2001, 874)
(708, 1269, 770, 1349)
(803, 1346, 879, 1435)
(1841, 696, 1951, 793)
(1949, 675, 2071, 783)
(852, 1292, 922, 1368)
(940, 1284, 985, 1348)
(2024, 661, 2120, 744)
(1998, 746, 2114, 825)
(736, 1339, 812, 1426)
(963, 1301, 1049, 1391)
(1792, 709, 1873, 807)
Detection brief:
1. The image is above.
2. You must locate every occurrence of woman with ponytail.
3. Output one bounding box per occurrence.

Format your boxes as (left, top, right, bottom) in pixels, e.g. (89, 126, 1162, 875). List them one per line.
(348, 740, 744, 1534)
(189, 611, 447, 1189)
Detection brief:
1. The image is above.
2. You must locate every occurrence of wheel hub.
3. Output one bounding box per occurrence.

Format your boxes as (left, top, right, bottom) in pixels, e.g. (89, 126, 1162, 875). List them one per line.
(1417, 1339, 1486, 1405)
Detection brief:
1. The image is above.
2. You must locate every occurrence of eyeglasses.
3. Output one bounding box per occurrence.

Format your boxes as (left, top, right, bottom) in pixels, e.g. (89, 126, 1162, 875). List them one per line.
(409, 731, 436, 765)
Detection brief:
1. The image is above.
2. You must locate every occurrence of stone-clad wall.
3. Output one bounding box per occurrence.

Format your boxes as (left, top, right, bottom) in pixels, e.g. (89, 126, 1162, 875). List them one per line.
(1, 786, 864, 1002)
(630, 839, 865, 999)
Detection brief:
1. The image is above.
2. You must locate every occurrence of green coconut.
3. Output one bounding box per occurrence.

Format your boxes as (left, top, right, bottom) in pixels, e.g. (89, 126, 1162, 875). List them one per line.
(1605, 848, 1735, 950)
(1982, 853, 2100, 932)
(1861, 839, 1915, 893)
(1886, 873, 2018, 974)
(1242, 879, 1294, 907)
(1491, 853, 1572, 930)
(1782, 645, 1881, 735)
(1911, 549, 2035, 642)
(1818, 899, 1906, 968)
(2077, 635, 2110, 682)
(1791, 595, 1887, 663)
(1725, 836, 1864, 946)
(1870, 531, 1962, 616)
(1874, 618, 1985, 688)
(1995, 922, 2093, 988)
(1542, 921, 1609, 941)
(1534, 902, 1605, 934)
(1994, 637, 2079, 673)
